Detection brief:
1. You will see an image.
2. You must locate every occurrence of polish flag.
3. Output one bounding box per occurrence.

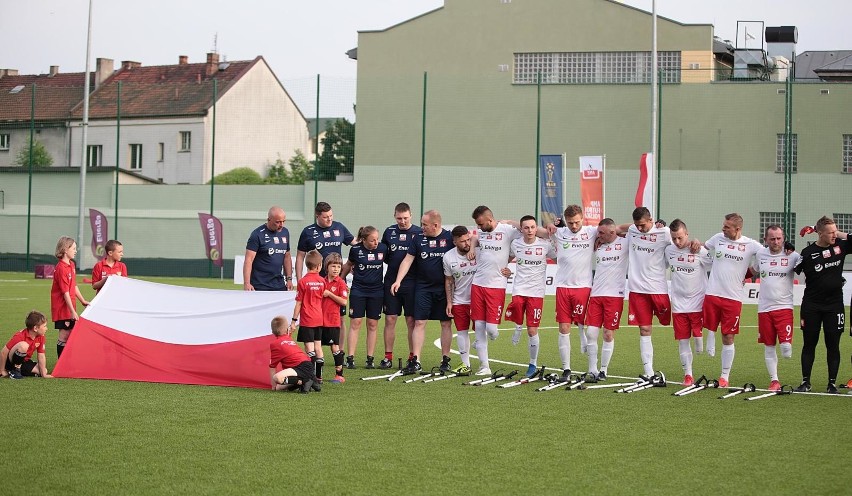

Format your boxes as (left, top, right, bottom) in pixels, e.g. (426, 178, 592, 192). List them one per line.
(635, 152, 655, 218)
(53, 276, 296, 389)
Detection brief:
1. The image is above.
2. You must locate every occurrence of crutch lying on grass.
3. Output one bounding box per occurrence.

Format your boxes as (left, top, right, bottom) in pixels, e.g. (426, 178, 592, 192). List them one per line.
(718, 383, 756, 399)
(497, 365, 547, 388)
(745, 384, 794, 401)
(565, 373, 593, 390)
(536, 373, 580, 391)
(386, 369, 406, 382)
(404, 368, 442, 383)
(675, 377, 719, 397)
(360, 358, 404, 381)
(583, 381, 640, 390)
(463, 369, 505, 386)
(672, 375, 708, 396)
(615, 372, 666, 393)
(422, 366, 471, 383)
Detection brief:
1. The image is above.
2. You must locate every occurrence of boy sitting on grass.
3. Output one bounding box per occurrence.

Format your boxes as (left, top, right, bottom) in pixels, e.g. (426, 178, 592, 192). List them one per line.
(269, 316, 320, 393)
(1, 310, 53, 379)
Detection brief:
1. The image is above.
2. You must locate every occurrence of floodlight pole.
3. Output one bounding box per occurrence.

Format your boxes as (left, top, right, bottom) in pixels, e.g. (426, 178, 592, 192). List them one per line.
(76, 0, 94, 269)
(650, 0, 659, 219)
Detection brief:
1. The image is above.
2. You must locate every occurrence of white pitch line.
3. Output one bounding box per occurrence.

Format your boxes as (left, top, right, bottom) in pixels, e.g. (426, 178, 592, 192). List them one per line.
(0, 298, 28, 301)
(0, 280, 28, 283)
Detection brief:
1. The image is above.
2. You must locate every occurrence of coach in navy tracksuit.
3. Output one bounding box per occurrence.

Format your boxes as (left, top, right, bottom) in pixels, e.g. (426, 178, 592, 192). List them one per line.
(243, 206, 293, 291)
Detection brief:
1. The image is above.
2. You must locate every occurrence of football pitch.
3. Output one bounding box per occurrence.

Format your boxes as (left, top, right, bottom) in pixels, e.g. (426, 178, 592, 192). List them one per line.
(0, 272, 850, 495)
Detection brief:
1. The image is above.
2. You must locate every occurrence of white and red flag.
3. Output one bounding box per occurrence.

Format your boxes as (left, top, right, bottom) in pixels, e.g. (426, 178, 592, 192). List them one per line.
(578, 155, 604, 226)
(53, 276, 295, 389)
(635, 152, 655, 218)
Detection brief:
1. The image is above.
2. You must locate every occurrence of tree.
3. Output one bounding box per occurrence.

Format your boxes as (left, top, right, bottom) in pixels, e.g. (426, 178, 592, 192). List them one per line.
(316, 118, 355, 181)
(208, 167, 264, 185)
(14, 139, 53, 167)
(265, 150, 314, 185)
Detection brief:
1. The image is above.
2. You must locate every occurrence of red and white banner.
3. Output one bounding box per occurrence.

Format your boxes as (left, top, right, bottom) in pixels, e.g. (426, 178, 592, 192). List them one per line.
(198, 212, 224, 267)
(88, 208, 108, 260)
(53, 276, 296, 389)
(579, 155, 604, 226)
(635, 152, 655, 218)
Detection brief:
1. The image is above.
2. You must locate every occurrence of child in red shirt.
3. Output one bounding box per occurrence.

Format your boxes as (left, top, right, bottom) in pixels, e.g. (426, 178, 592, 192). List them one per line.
(289, 250, 326, 378)
(50, 236, 89, 358)
(1, 310, 52, 379)
(269, 316, 319, 393)
(322, 253, 349, 383)
(91, 240, 128, 293)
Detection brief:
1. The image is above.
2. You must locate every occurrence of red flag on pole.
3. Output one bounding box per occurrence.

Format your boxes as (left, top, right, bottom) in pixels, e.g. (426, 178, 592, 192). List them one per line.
(635, 153, 655, 219)
(88, 209, 108, 260)
(198, 213, 224, 267)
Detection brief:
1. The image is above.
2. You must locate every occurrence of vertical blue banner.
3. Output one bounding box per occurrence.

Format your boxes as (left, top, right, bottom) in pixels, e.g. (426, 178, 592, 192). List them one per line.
(539, 154, 563, 225)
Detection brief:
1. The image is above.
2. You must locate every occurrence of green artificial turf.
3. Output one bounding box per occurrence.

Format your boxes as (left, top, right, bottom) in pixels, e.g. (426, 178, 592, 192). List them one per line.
(0, 272, 849, 495)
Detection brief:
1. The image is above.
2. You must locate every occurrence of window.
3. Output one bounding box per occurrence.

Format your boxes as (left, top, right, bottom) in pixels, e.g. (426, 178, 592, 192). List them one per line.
(775, 133, 797, 173)
(157, 142, 164, 162)
(129, 144, 143, 170)
(843, 135, 852, 173)
(513, 51, 681, 85)
(833, 213, 852, 234)
(759, 211, 796, 243)
(0, 134, 8, 150)
(86, 145, 102, 167)
(179, 131, 191, 152)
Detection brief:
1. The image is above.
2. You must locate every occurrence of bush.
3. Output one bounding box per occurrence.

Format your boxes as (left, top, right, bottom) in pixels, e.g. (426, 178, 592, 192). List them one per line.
(208, 167, 264, 185)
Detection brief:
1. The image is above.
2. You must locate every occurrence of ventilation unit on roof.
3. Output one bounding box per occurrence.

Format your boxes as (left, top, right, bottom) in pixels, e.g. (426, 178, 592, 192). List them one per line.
(9, 85, 24, 94)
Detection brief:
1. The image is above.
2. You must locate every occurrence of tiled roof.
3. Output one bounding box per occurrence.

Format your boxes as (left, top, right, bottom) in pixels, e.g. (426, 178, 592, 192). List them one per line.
(71, 58, 259, 119)
(0, 72, 91, 122)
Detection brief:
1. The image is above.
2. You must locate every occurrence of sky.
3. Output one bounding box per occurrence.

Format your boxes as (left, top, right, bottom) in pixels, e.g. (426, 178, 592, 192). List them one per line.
(1, 0, 850, 117)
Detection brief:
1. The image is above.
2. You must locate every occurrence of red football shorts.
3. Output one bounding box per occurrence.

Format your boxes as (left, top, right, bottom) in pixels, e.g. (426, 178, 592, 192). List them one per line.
(702, 295, 742, 335)
(586, 296, 623, 331)
(470, 284, 506, 324)
(555, 287, 591, 325)
(672, 312, 703, 340)
(504, 295, 544, 327)
(451, 304, 471, 332)
(758, 309, 794, 345)
(627, 292, 671, 327)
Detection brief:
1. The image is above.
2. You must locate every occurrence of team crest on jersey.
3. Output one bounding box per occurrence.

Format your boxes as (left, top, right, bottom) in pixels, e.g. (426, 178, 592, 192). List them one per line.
(378, 253, 384, 260)
(822, 249, 831, 258)
(738, 244, 746, 252)
(333, 230, 340, 236)
(688, 255, 695, 263)
(323, 231, 331, 238)
(536, 247, 543, 255)
(367, 254, 375, 261)
(495, 232, 503, 240)
(439, 239, 447, 247)
(400, 234, 407, 241)
(781, 258, 788, 266)
(581, 233, 589, 240)
(429, 240, 436, 247)
(834, 246, 842, 255)
(273, 237, 279, 244)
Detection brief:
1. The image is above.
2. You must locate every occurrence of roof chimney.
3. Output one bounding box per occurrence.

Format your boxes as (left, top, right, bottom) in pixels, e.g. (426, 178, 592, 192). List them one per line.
(205, 52, 219, 76)
(5, 69, 19, 77)
(121, 60, 142, 70)
(95, 58, 114, 89)
(0, 69, 7, 79)
(49, 65, 59, 77)
(179, 55, 188, 65)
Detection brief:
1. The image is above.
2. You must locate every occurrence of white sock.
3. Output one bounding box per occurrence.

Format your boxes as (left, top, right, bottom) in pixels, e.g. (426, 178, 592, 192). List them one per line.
(678, 339, 693, 376)
(764, 345, 778, 381)
(528, 334, 540, 365)
(779, 342, 792, 359)
(601, 340, 614, 372)
(457, 331, 470, 366)
(486, 322, 500, 340)
(693, 334, 704, 354)
(640, 335, 654, 376)
(512, 325, 523, 345)
(706, 331, 716, 357)
(720, 343, 735, 380)
(585, 327, 600, 375)
(557, 332, 571, 371)
(474, 321, 489, 369)
(578, 324, 587, 354)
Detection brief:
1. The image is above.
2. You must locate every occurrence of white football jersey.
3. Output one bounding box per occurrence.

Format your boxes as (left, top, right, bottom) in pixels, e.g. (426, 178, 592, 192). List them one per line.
(553, 225, 598, 288)
(665, 244, 712, 313)
(443, 248, 477, 305)
(753, 247, 801, 313)
(591, 236, 630, 298)
(472, 223, 519, 289)
(626, 224, 672, 294)
(704, 232, 763, 301)
(510, 237, 556, 298)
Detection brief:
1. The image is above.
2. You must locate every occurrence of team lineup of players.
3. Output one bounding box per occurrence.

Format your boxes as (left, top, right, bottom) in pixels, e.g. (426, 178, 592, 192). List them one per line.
(246, 201, 851, 394)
